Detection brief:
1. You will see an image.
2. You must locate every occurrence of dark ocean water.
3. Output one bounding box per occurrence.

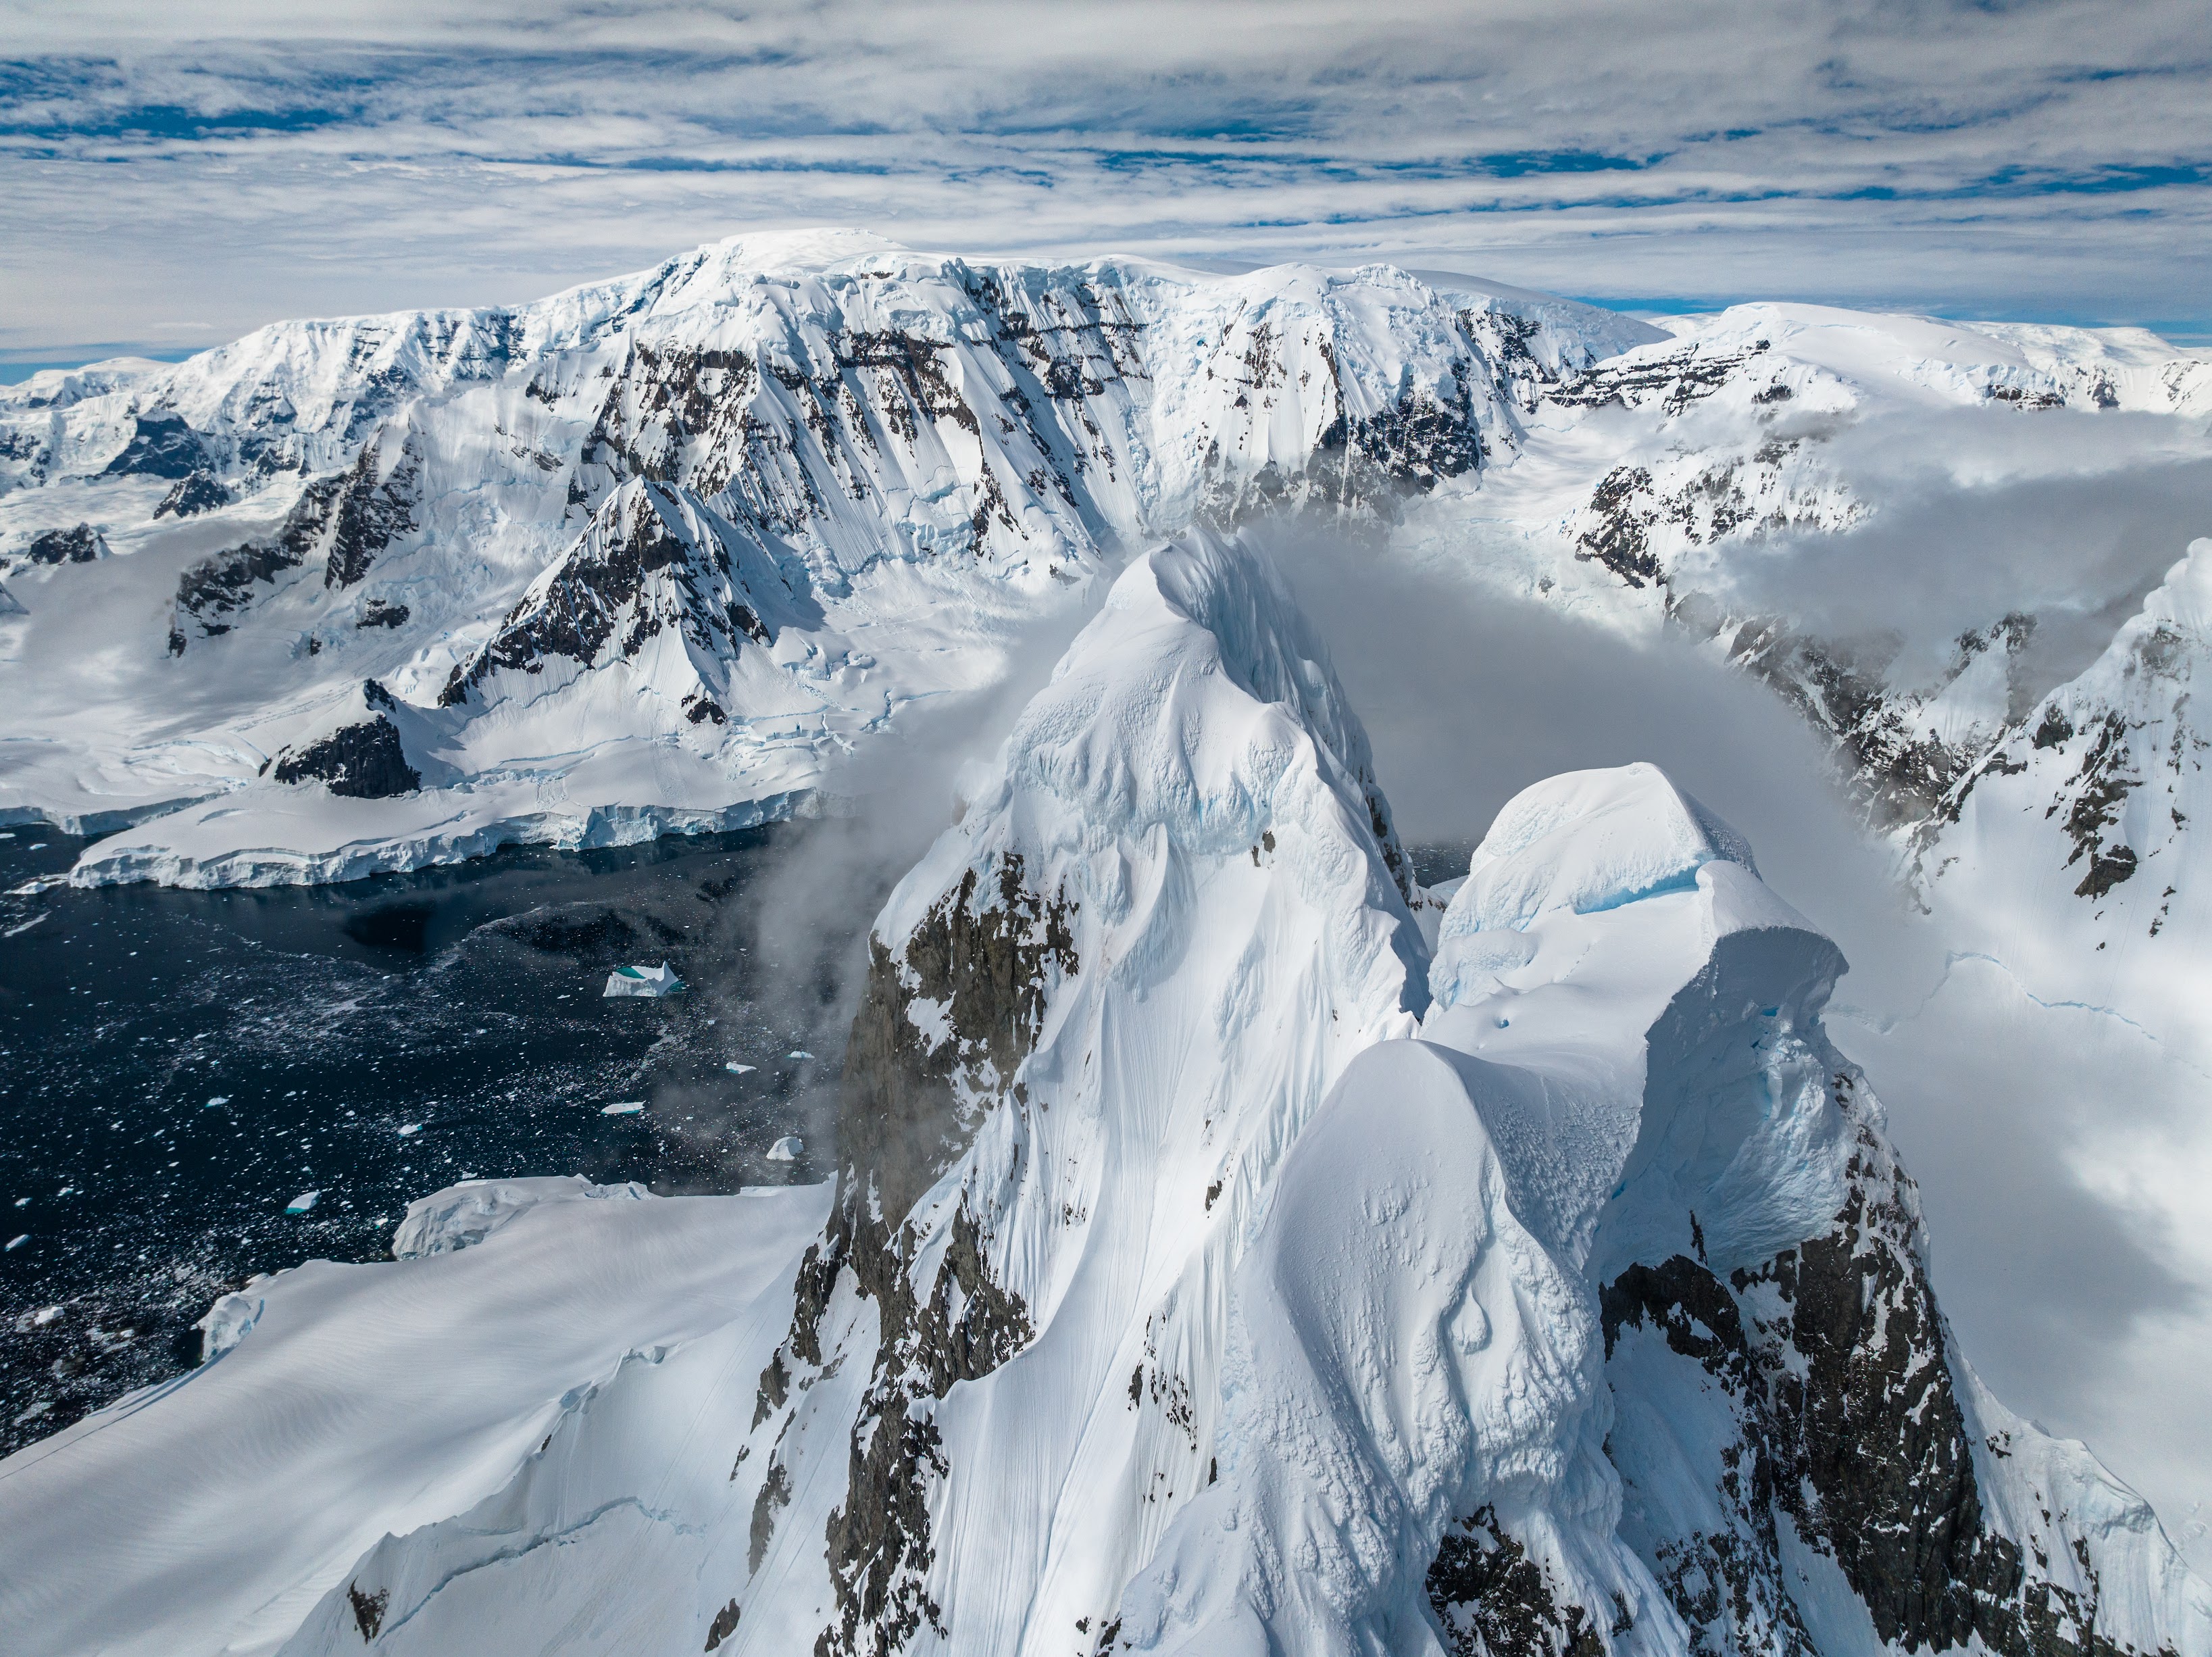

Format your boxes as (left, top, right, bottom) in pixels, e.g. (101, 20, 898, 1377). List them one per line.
(0, 823, 863, 1456)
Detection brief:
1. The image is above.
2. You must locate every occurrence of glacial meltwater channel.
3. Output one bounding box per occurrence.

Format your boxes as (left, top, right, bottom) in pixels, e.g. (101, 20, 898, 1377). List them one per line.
(0, 822, 862, 1456)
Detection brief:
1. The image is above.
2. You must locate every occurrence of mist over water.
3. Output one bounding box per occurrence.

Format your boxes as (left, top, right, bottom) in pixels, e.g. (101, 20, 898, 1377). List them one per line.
(0, 574, 1092, 1459)
(0, 824, 869, 1455)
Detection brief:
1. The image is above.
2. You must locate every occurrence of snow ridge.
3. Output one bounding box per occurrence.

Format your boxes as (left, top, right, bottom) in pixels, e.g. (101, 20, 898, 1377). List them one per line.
(7, 528, 2203, 1657)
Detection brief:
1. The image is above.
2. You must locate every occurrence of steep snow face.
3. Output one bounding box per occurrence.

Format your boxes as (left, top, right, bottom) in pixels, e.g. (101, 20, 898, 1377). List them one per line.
(734, 528, 1428, 1657)
(7, 530, 2203, 1657)
(0, 232, 1632, 885)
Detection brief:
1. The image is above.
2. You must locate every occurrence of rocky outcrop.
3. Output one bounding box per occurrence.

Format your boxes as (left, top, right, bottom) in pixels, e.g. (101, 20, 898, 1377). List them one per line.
(439, 478, 793, 707)
(266, 682, 422, 798)
(23, 523, 107, 564)
(321, 434, 421, 588)
(776, 855, 1076, 1657)
(99, 412, 205, 479)
(1605, 1070, 2185, 1657)
(153, 470, 230, 518)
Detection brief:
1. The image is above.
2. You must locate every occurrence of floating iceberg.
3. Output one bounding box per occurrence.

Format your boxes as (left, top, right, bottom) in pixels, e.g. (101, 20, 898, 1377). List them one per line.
(600, 1101, 645, 1116)
(724, 1062, 755, 1074)
(283, 1192, 318, 1215)
(765, 1135, 801, 1162)
(785, 1049, 812, 1060)
(602, 962, 684, 998)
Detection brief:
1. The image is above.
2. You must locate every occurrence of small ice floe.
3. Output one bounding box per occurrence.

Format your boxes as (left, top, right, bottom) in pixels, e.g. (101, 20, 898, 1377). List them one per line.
(397, 1122, 422, 1137)
(725, 1062, 757, 1074)
(3, 911, 49, 935)
(603, 962, 684, 999)
(765, 1135, 803, 1162)
(205, 1095, 229, 1108)
(601, 1101, 646, 1116)
(5, 1235, 28, 1252)
(284, 1191, 319, 1215)
(27, 843, 46, 851)
(11, 1196, 26, 1208)
(786, 1049, 813, 1060)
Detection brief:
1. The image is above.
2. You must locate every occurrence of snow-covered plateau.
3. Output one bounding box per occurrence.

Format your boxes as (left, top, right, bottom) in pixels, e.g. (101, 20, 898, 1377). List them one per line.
(5, 231, 2212, 1654)
(3, 532, 2206, 1657)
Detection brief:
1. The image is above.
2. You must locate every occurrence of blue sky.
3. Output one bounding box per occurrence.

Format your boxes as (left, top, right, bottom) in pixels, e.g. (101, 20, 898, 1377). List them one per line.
(3, 0, 2208, 375)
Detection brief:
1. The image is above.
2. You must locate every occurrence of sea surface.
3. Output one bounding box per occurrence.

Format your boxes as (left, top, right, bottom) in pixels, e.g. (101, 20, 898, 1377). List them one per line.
(0, 822, 863, 1456)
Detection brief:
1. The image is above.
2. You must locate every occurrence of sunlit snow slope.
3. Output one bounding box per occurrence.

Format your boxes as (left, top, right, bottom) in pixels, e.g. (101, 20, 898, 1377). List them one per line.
(3, 533, 2202, 1657)
(0, 229, 1644, 886)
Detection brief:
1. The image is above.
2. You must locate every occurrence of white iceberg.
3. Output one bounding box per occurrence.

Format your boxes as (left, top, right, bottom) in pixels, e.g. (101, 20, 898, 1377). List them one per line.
(765, 1135, 802, 1162)
(601, 962, 684, 998)
(284, 1191, 318, 1215)
(600, 1101, 645, 1116)
(724, 1062, 756, 1074)
(391, 1177, 651, 1260)
(785, 1049, 812, 1060)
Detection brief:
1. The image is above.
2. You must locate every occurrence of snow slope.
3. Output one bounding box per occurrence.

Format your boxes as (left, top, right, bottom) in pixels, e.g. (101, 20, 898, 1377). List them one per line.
(4, 532, 2201, 1657)
(0, 1177, 829, 1657)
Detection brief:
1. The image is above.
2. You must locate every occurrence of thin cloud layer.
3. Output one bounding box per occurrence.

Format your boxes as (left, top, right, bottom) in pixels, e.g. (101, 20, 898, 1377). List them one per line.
(2, 0, 2209, 361)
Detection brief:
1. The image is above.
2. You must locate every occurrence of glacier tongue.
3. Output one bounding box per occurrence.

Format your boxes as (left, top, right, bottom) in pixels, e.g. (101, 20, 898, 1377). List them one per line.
(1, 528, 2205, 1657)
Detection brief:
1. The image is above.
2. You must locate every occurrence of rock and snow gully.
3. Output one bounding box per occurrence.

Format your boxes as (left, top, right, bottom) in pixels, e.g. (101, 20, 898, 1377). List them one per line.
(3, 533, 2203, 1657)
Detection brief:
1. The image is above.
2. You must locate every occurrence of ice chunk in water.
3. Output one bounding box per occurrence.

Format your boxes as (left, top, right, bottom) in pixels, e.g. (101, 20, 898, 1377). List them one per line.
(603, 962, 684, 998)
(284, 1191, 319, 1215)
(765, 1135, 802, 1162)
(601, 1101, 645, 1116)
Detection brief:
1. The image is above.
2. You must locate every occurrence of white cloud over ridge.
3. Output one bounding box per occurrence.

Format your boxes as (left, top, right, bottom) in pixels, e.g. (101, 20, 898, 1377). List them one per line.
(2, 0, 2208, 360)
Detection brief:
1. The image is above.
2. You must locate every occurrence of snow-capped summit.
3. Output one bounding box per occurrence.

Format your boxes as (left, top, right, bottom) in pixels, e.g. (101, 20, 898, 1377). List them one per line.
(4, 529, 2201, 1657)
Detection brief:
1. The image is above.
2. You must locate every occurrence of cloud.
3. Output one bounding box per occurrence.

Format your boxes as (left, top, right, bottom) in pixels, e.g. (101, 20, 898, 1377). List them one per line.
(1263, 523, 2212, 1563)
(1, 0, 2209, 357)
(1700, 406, 2212, 691)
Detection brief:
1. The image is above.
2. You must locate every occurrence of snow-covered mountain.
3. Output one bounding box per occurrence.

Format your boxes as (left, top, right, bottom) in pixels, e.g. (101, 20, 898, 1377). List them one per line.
(5, 533, 2203, 1657)
(0, 229, 1647, 884)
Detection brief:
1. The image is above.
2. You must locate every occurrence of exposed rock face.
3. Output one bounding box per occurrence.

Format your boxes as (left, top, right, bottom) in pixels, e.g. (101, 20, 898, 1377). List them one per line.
(321, 435, 421, 588)
(100, 412, 205, 478)
(782, 855, 1075, 1657)
(268, 683, 420, 798)
(1429, 1506, 1611, 1657)
(439, 478, 793, 708)
(24, 523, 106, 564)
(153, 470, 230, 518)
(1604, 1069, 2185, 1657)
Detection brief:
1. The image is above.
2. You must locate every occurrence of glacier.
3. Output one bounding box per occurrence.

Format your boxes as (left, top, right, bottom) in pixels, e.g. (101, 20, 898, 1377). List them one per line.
(0, 228, 1649, 887)
(2, 530, 2203, 1657)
